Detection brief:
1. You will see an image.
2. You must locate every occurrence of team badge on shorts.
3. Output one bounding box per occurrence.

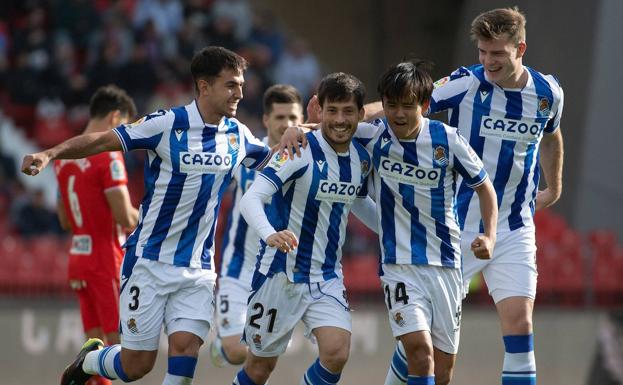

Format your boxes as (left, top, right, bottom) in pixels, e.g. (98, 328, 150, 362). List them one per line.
(433, 146, 448, 167)
(221, 317, 230, 329)
(127, 318, 139, 334)
(252, 334, 262, 350)
(393, 312, 406, 327)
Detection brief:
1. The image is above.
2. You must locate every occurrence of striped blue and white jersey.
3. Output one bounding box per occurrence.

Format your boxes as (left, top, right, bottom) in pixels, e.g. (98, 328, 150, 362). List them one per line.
(219, 137, 268, 285)
(430, 65, 564, 233)
(112, 100, 271, 269)
(255, 130, 371, 284)
(355, 118, 487, 269)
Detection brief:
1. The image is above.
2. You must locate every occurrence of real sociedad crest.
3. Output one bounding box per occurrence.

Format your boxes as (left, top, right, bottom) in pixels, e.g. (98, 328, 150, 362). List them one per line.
(433, 146, 448, 167)
(228, 133, 239, 150)
(538, 97, 550, 117)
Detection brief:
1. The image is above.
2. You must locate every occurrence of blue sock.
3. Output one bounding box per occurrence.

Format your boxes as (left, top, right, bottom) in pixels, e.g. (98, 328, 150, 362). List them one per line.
(233, 368, 262, 385)
(163, 356, 197, 384)
(502, 334, 536, 384)
(302, 358, 341, 385)
(112, 349, 132, 382)
(386, 342, 408, 384)
(406, 375, 434, 385)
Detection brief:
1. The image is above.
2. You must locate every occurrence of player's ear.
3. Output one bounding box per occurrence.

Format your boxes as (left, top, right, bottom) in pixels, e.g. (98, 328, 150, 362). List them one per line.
(517, 41, 527, 58)
(358, 107, 365, 122)
(421, 99, 431, 113)
(197, 79, 210, 96)
(108, 110, 123, 128)
(262, 113, 270, 128)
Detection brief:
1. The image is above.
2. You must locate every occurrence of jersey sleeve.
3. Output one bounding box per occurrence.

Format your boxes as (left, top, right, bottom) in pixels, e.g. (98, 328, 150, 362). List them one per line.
(240, 125, 271, 170)
(354, 120, 384, 150)
(112, 110, 170, 152)
(429, 67, 473, 114)
(259, 148, 309, 191)
(448, 125, 488, 188)
(544, 84, 564, 134)
(100, 152, 128, 191)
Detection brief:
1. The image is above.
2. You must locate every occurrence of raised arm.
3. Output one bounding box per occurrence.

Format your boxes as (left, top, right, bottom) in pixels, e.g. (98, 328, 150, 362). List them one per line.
(535, 129, 563, 210)
(21, 130, 122, 176)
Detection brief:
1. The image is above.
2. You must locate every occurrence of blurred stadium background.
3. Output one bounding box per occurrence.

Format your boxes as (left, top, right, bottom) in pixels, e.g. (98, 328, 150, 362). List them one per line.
(0, 0, 622, 384)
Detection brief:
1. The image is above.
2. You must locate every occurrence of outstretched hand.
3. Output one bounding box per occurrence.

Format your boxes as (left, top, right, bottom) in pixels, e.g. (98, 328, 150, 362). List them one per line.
(21, 152, 50, 176)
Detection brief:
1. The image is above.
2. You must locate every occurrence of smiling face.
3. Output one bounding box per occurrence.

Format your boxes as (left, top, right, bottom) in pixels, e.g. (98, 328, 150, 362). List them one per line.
(198, 68, 245, 124)
(320, 95, 363, 152)
(477, 35, 526, 88)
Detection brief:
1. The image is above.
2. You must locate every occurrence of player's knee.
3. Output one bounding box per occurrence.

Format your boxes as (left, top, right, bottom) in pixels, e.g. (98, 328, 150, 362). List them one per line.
(122, 357, 155, 380)
(168, 332, 203, 357)
(503, 314, 533, 334)
(120, 349, 157, 380)
(435, 368, 454, 385)
(244, 357, 276, 384)
(222, 340, 247, 365)
(319, 345, 350, 373)
(404, 344, 434, 373)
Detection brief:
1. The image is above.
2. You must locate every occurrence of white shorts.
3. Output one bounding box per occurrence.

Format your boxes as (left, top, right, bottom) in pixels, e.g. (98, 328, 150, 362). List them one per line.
(380, 264, 462, 354)
(462, 226, 538, 303)
(216, 276, 251, 338)
(119, 258, 217, 351)
(242, 272, 351, 357)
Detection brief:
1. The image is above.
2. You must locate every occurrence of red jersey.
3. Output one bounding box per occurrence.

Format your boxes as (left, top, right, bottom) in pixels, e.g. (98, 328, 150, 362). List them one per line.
(54, 152, 128, 280)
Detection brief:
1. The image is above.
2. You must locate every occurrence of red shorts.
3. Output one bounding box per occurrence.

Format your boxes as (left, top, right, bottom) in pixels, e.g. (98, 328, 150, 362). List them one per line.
(74, 276, 120, 334)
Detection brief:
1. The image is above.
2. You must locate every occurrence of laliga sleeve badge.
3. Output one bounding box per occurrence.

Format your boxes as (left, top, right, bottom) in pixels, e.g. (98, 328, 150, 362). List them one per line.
(269, 150, 289, 170)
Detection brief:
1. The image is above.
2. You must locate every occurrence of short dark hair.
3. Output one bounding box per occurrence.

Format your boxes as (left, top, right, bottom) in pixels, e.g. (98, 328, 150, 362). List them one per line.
(317, 72, 366, 109)
(377, 60, 433, 105)
(89, 85, 137, 119)
(190, 46, 248, 89)
(263, 84, 303, 115)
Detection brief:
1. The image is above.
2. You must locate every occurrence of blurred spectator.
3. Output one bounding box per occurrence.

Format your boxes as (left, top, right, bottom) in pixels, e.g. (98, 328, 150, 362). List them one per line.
(249, 9, 284, 65)
(212, 0, 252, 41)
(274, 37, 321, 101)
(207, 13, 241, 51)
(12, 188, 62, 238)
(52, 0, 100, 51)
(120, 45, 157, 113)
(133, 0, 183, 37)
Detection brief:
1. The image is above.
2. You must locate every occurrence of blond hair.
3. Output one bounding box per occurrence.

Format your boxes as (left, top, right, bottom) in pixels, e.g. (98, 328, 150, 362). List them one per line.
(470, 7, 526, 45)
